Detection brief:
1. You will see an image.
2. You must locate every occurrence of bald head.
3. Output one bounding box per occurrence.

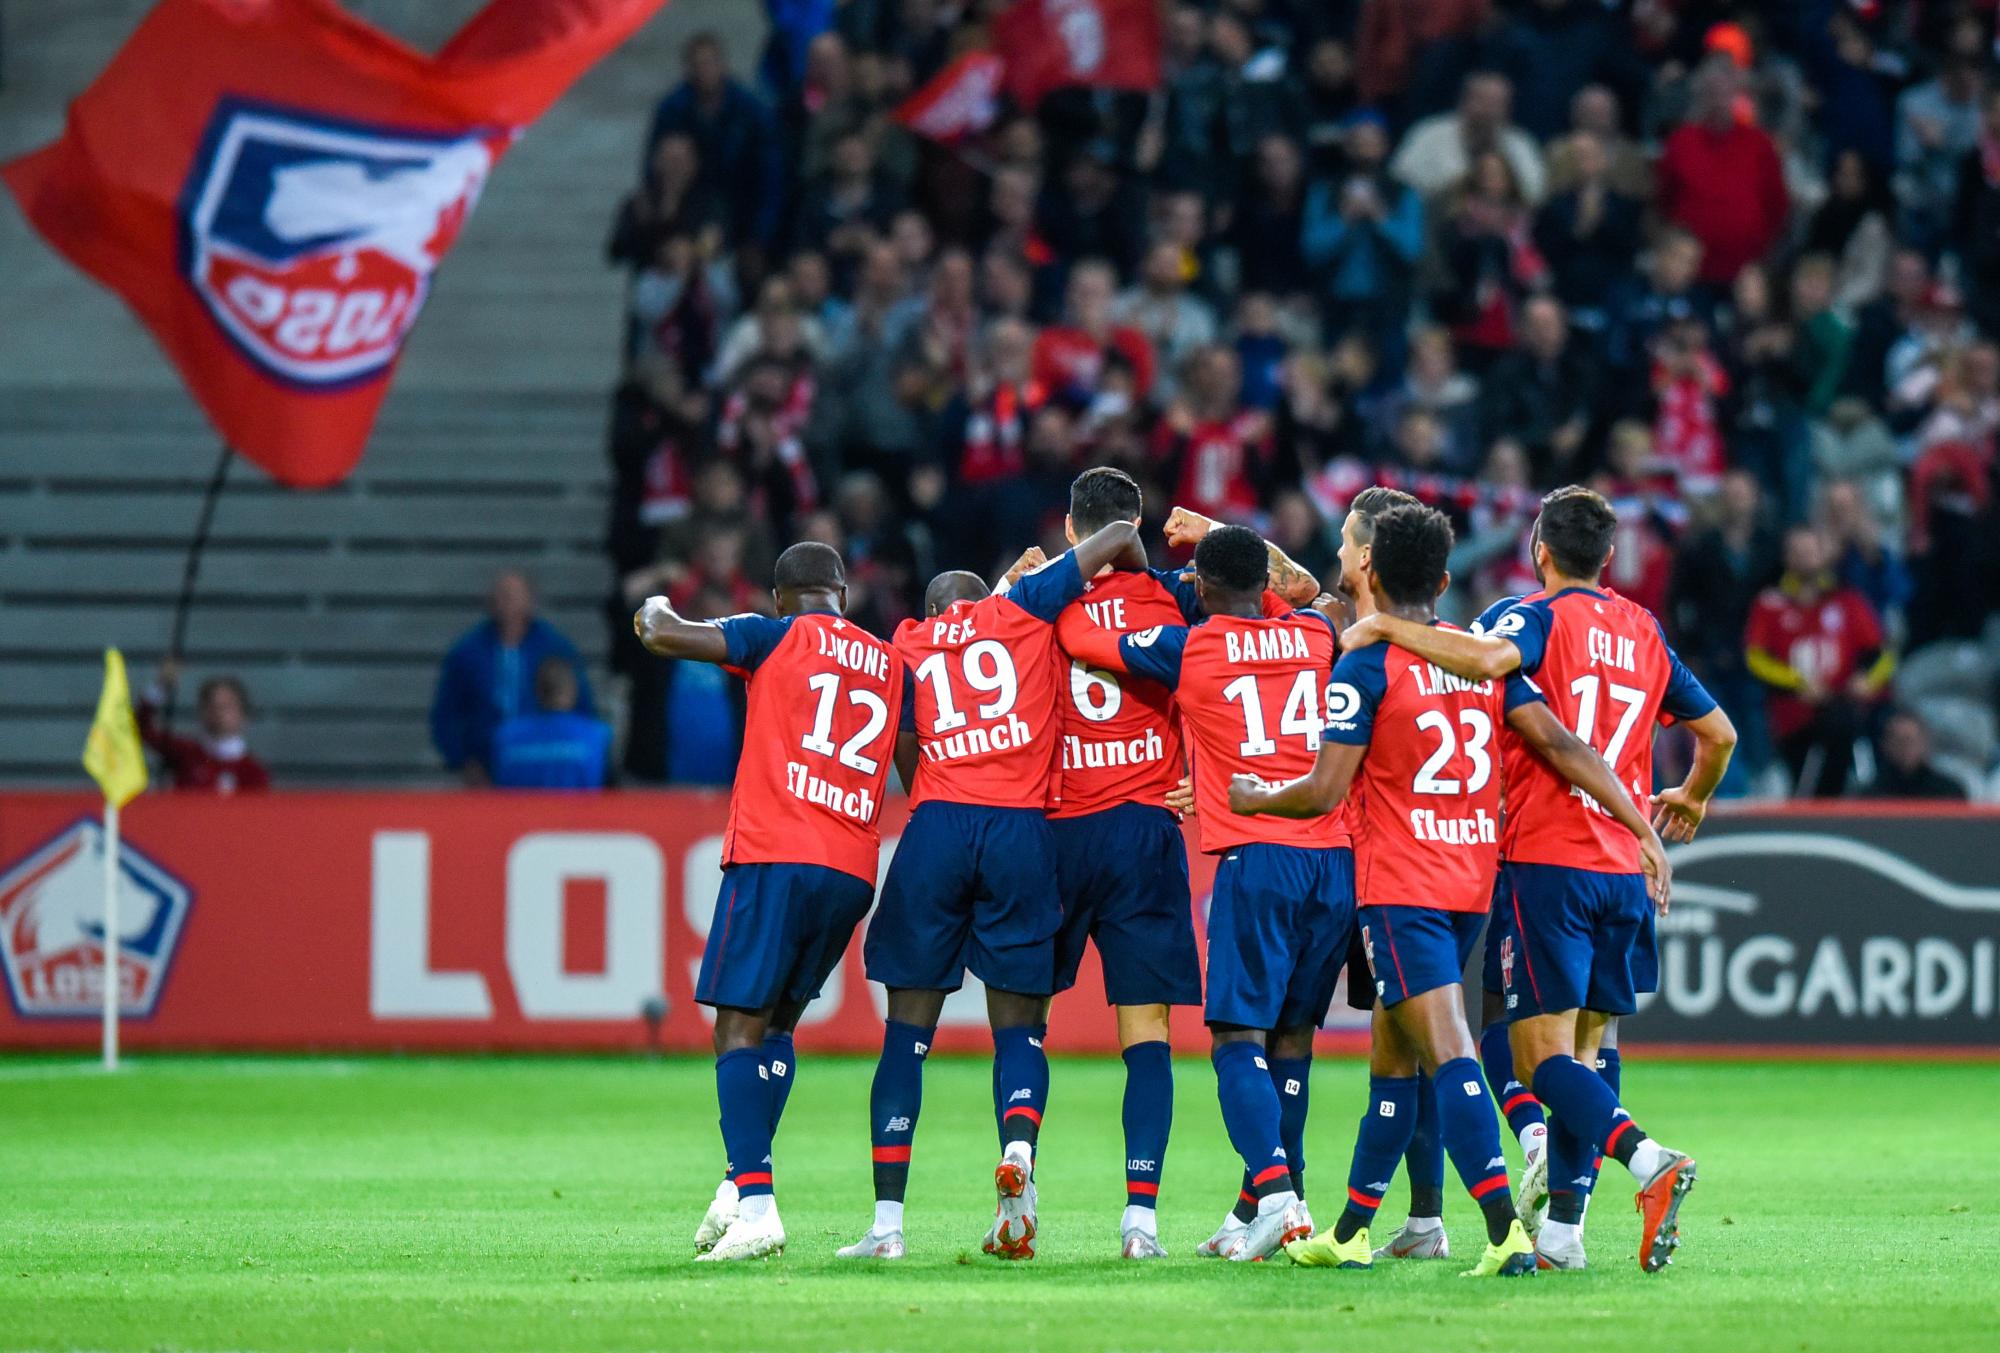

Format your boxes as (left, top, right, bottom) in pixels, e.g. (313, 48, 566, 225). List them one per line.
(925, 570, 990, 615)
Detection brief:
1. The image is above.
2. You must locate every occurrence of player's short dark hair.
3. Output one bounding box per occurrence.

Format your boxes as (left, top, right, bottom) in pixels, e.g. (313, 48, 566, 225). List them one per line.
(1068, 467, 1143, 534)
(1368, 504, 1455, 607)
(1347, 486, 1421, 543)
(772, 541, 845, 593)
(1536, 485, 1617, 580)
(925, 569, 989, 613)
(1194, 524, 1268, 594)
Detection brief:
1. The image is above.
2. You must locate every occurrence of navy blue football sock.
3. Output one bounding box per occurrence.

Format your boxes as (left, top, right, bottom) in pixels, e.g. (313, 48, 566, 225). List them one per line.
(1481, 1020, 1544, 1143)
(1231, 1171, 1258, 1224)
(1434, 1057, 1516, 1245)
(761, 1031, 797, 1137)
(1595, 1045, 1622, 1098)
(1546, 1111, 1595, 1224)
(1211, 1041, 1292, 1198)
(1121, 1041, 1173, 1209)
(1336, 1074, 1419, 1243)
(716, 1047, 775, 1200)
(1404, 1071, 1445, 1218)
(1532, 1054, 1650, 1167)
(868, 1020, 935, 1204)
(1269, 1055, 1312, 1198)
(994, 1025, 1049, 1153)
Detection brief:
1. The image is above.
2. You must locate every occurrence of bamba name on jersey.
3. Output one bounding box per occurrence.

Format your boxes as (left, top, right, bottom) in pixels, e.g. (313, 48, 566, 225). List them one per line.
(1223, 626, 1313, 664)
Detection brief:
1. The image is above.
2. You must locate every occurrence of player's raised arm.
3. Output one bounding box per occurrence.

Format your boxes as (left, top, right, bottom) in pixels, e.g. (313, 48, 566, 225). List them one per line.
(1164, 505, 1320, 606)
(633, 595, 731, 664)
(1226, 741, 1365, 818)
(1070, 519, 1148, 577)
(1341, 609, 1525, 680)
(1506, 700, 1673, 909)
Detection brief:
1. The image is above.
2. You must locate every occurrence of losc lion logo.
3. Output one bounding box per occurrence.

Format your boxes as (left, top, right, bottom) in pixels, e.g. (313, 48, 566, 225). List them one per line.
(0, 819, 193, 1018)
(179, 99, 504, 388)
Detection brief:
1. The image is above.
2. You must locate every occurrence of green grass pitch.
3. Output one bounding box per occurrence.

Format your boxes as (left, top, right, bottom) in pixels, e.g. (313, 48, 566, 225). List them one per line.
(3, 1053, 1995, 1352)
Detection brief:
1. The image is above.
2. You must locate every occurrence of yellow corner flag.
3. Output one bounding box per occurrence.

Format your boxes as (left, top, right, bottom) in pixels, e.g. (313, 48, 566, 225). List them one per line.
(82, 648, 148, 808)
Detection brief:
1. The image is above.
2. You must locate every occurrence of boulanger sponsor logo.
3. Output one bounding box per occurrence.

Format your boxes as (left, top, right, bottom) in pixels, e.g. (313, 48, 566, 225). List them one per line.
(0, 819, 193, 1018)
(1641, 827, 1999, 1041)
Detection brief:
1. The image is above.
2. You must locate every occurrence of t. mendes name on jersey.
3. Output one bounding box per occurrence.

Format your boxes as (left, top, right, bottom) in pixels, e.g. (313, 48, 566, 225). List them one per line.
(784, 759, 880, 825)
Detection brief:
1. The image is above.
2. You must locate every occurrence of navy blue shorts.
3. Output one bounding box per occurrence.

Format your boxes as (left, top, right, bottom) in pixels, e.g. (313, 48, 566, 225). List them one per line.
(865, 801, 1061, 995)
(1498, 860, 1658, 1018)
(1481, 872, 1511, 1000)
(1357, 905, 1484, 1007)
(695, 862, 875, 1011)
(1204, 843, 1355, 1031)
(1051, 803, 1202, 1007)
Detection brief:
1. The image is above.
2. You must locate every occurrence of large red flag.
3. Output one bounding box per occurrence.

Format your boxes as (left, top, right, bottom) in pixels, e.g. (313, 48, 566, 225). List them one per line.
(2, 0, 666, 488)
(990, 0, 1162, 111)
(893, 51, 1006, 144)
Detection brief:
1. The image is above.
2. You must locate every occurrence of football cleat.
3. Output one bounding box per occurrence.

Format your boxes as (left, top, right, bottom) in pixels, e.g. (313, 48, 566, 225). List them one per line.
(1285, 1225, 1373, 1269)
(1196, 1212, 1249, 1258)
(1231, 1195, 1311, 1263)
(835, 1227, 905, 1259)
(1460, 1219, 1537, 1278)
(694, 1178, 738, 1253)
(694, 1210, 785, 1262)
(990, 1156, 1037, 1259)
(1121, 1227, 1169, 1260)
(1635, 1151, 1697, 1273)
(1516, 1143, 1550, 1238)
(1372, 1222, 1449, 1260)
(1536, 1235, 1588, 1271)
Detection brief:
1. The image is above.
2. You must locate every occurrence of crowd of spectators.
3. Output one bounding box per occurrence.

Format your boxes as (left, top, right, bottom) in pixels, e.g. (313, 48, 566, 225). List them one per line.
(598, 1, 2000, 800)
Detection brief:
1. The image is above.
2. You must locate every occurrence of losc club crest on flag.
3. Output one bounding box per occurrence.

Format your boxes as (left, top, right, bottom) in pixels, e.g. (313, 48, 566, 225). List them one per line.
(180, 100, 504, 389)
(0, 819, 193, 1019)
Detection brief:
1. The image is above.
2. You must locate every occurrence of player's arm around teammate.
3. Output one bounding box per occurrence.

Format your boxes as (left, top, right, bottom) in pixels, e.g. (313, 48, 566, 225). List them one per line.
(1162, 505, 1323, 606)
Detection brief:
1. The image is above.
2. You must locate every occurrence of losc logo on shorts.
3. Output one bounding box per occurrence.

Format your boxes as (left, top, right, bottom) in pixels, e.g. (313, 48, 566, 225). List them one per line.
(179, 99, 503, 388)
(0, 818, 193, 1018)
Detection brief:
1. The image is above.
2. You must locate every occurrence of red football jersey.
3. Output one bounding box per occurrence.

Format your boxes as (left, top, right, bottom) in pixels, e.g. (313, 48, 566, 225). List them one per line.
(1325, 631, 1537, 911)
(1745, 582, 1885, 740)
(1485, 587, 1716, 873)
(717, 612, 905, 883)
(1080, 609, 1350, 855)
(1050, 570, 1190, 818)
(893, 553, 1086, 811)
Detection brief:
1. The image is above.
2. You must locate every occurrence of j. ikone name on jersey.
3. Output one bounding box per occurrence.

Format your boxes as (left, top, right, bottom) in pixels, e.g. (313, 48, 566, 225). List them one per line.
(812, 621, 893, 680)
(783, 761, 879, 824)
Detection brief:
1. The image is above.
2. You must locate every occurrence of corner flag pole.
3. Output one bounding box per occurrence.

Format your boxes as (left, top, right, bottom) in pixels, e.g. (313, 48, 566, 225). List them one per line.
(101, 801, 121, 1070)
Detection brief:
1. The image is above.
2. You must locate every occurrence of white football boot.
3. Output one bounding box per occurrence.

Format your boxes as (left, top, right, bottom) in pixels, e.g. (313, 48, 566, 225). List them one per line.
(695, 1207, 784, 1262)
(835, 1227, 906, 1259)
(693, 1178, 738, 1253)
(1230, 1193, 1312, 1262)
(1196, 1212, 1250, 1258)
(1372, 1219, 1451, 1260)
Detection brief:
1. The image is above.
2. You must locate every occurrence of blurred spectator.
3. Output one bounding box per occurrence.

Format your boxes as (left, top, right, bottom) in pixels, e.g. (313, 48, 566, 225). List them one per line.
(1297, 38, 1359, 174)
(607, 133, 726, 270)
(659, 583, 746, 785)
(1484, 0, 1633, 142)
(1391, 71, 1546, 203)
(1954, 86, 2000, 337)
(1845, 247, 1929, 408)
(1430, 150, 1548, 367)
(1667, 470, 1781, 788)
(1649, 314, 1729, 497)
(1746, 526, 1895, 798)
(1032, 260, 1157, 404)
(1355, 0, 1491, 119)
(137, 660, 269, 795)
(1808, 9, 1901, 179)
(1544, 85, 1649, 198)
(1819, 477, 1913, 638)
(1301, 112, 1424, 365)
(1807, 150, 1894, 312)
(1151, 346, 1271, 522)
(1863, 710, 1969, 800)
(1116, 240, 1219, 403)
(792, 129, 904, 260)
(1716, 262, 1809, 524)
(1534, 129, 1642, 331)
(1036, 143, 1147, 280)
(1479, 295, 1597, 483)
(644, 33, 784, 253)
(1232, 293, 1291, 413)
(1375, 325, 1480, 471)
(1656, 64, 1788, 286)
(431, 571, 595, 785)
(1607, 228, 1713, 387)
(1895, 21, 1985, 250)
(1159, 10, 1303, 200)
(1226, 135, 1310, 299)
(489, 658, 614, 790)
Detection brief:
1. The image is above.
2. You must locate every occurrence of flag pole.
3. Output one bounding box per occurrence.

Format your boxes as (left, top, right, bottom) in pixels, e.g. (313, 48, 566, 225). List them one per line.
(164, 445, 233, 725)
(101, 800, 121, 1071)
